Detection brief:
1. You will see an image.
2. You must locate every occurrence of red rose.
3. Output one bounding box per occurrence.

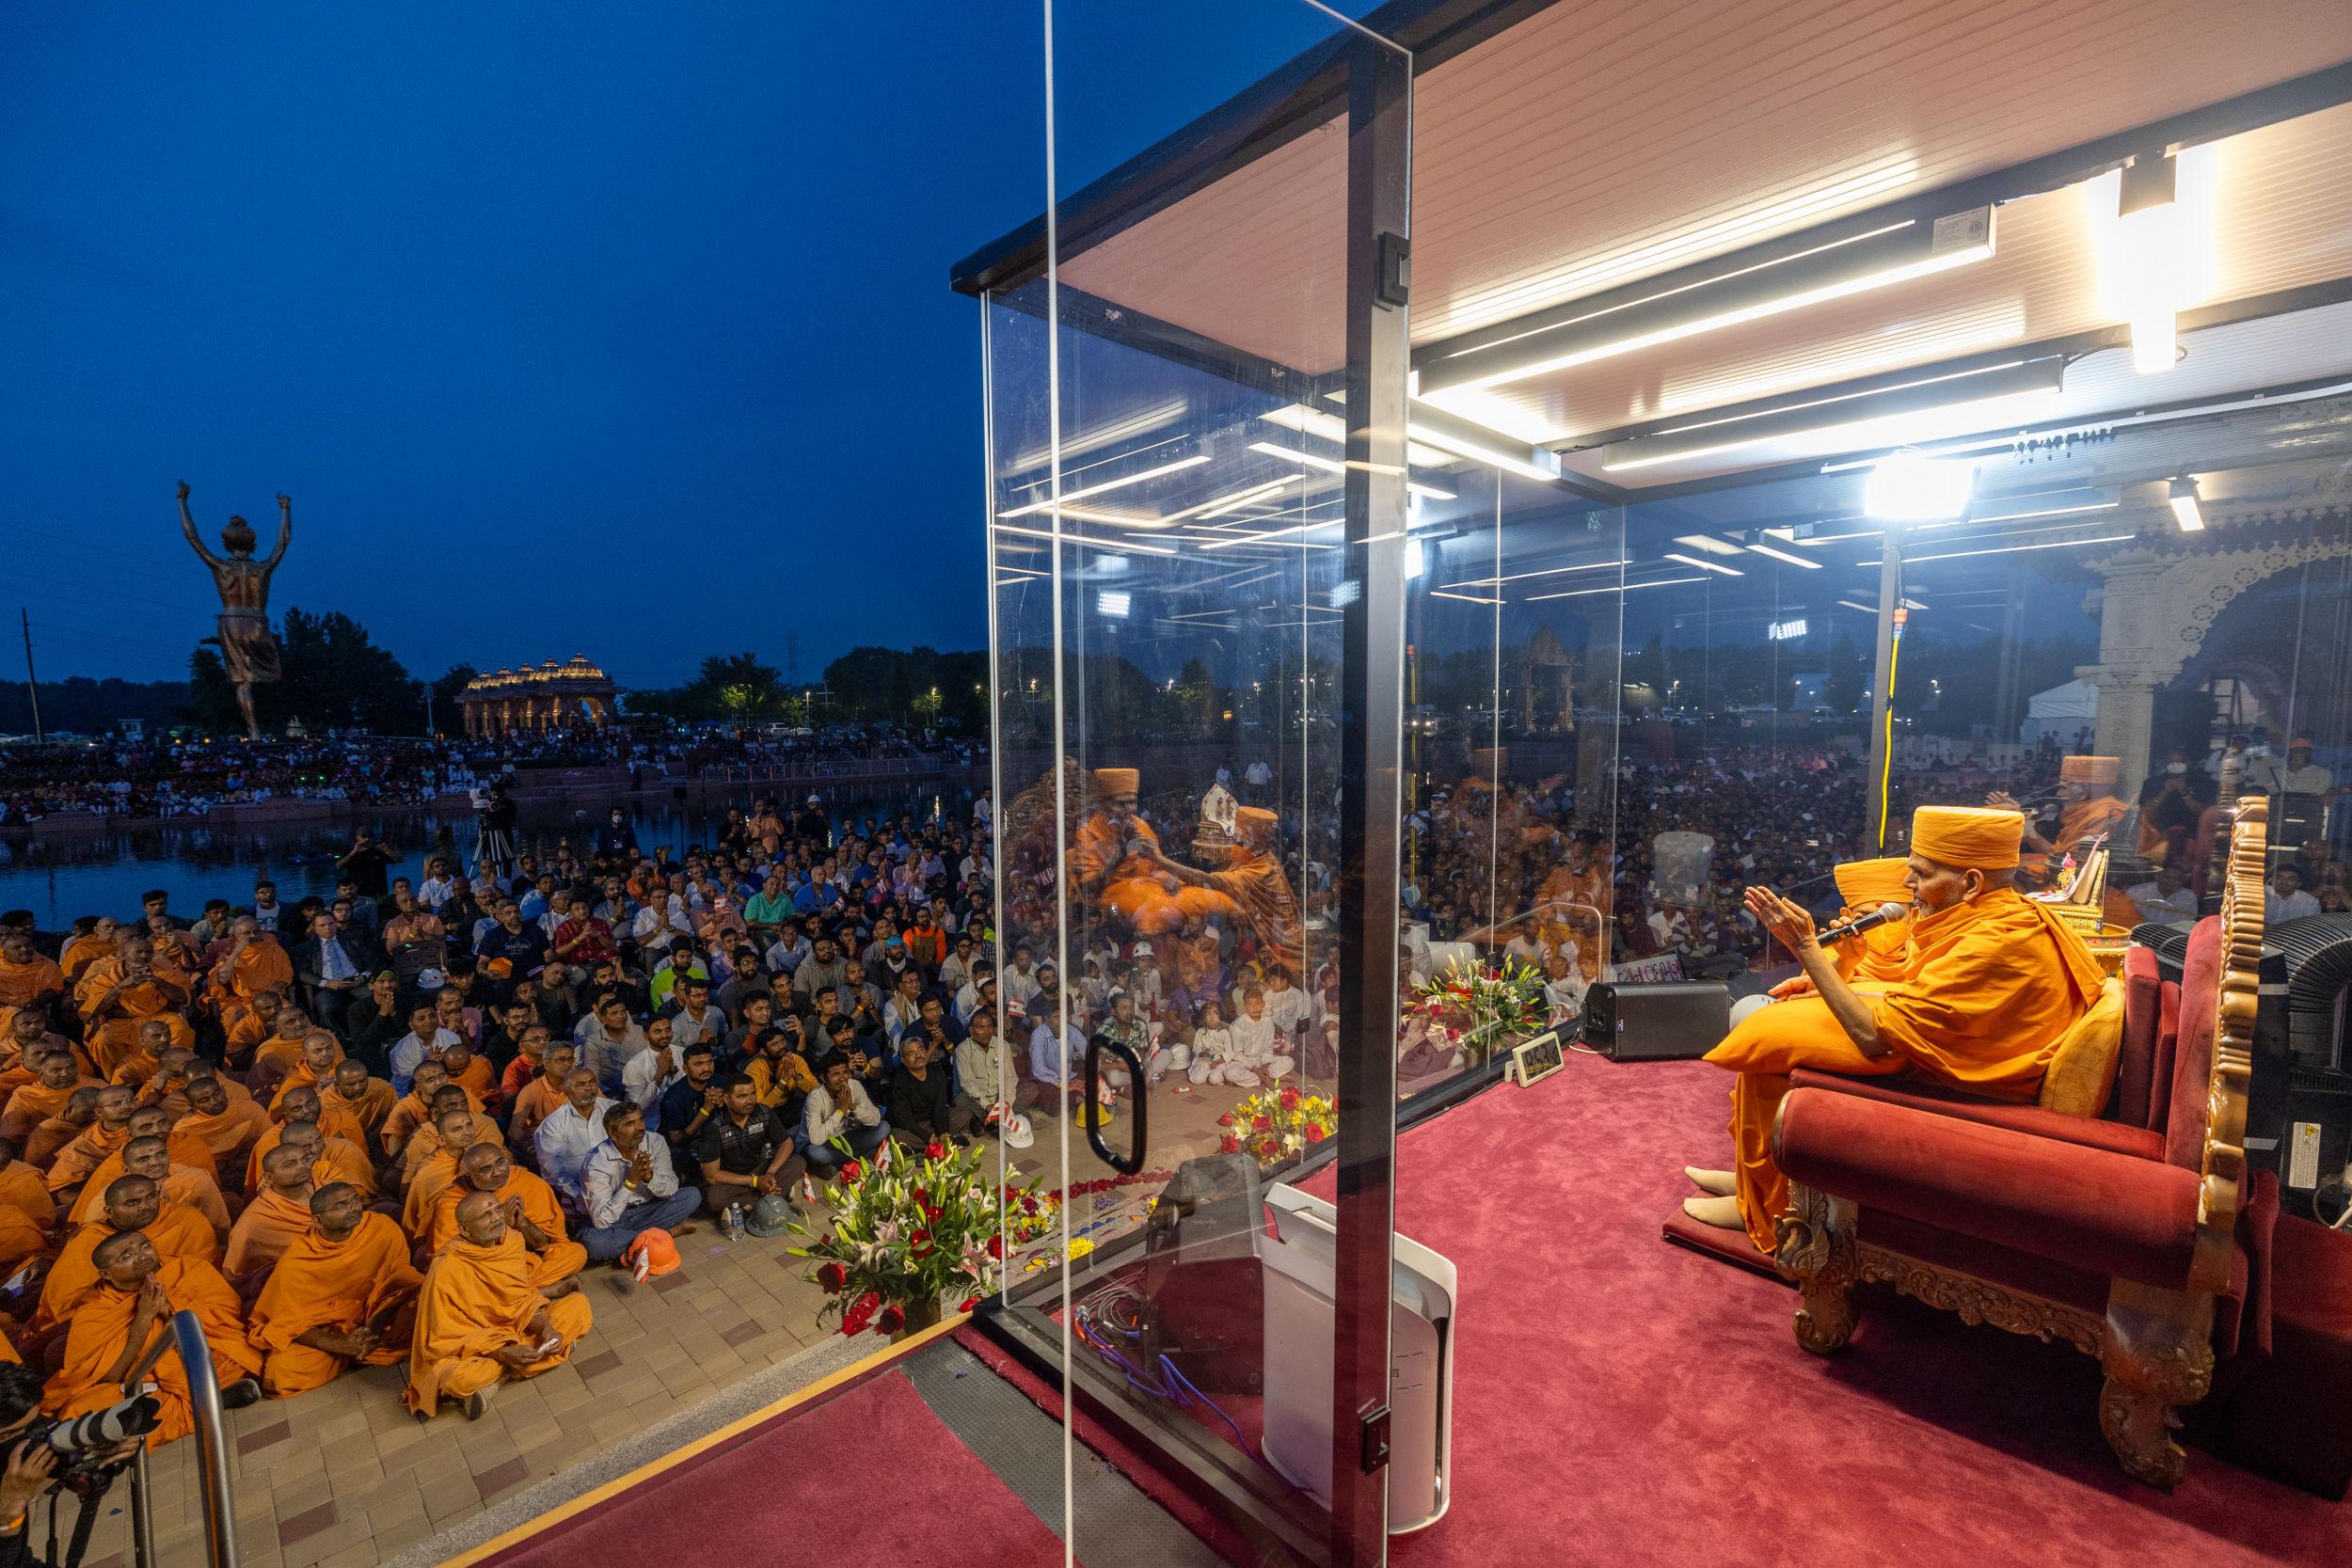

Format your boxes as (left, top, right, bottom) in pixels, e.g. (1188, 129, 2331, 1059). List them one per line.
(985, 1232, 1005, 1259)
(926, 1140, 946, 1160)
(840, 1161, 864, 1184)
(1304, 1126, 1327, 1144)
(909, 1227, 933, 1255)
(1256, 1139, 1279, 1159)
(959, 1295, 982, 1314)
(816, 1261, 849, 1292)
(1216, 1112, 1235, 1127)
(923, 1204, 943, 1223)
(1019, 1194, 1038, 1214)
(876, 1303, 906, 1335)
(1219, 1135, 1241, 1154)
(841, 1290, 882, 1336)
(1251, 1116, 1271, 1132)
(1279, 1087, 1301, 1112)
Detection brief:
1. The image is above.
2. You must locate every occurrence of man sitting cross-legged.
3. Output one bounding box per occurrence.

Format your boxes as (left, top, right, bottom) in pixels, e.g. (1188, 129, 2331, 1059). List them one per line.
(886, 1034, 978, 1152)
(697, 1072, 806, 1219)
(403, 1189, 591, 1421)
(801, 1055, 887, 1178)
(247, 1182, 422, 1398)
(1681, 805, 2104, 1256)
(579, 1103, 700, 1266)
(45, 1229, 262, 1447)
(428, 1143, 586, 1288)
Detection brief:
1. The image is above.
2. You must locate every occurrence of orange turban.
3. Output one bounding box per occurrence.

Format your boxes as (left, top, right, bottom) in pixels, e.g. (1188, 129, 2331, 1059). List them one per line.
(1832, 857, 1911, 908)
(1235, 807, 1277, 844)
(2058, 754, 2120, 785)
(1911, 806, 2023, 870)
(1093, 768, 1139, 796)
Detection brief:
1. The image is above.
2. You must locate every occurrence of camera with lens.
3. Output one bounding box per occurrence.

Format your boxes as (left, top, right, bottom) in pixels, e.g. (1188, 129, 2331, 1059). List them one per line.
(6, 1395, 160, 1496)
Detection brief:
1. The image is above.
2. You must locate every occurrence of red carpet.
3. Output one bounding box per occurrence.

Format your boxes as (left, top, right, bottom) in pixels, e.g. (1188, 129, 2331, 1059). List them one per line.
(474, 1366, 1076, 1568)
(988, 1052, 2350, 1567)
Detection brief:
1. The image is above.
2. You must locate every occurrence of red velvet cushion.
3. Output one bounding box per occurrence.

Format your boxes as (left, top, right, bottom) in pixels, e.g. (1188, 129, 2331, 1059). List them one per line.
(1786, 1069, 2164, 1160)
(2165, 918, 2221, 1170)
(1777, 1088, 2201, 1291)
(2116, 945, 2161, 1129)
(2149, 977, 2181, 1134)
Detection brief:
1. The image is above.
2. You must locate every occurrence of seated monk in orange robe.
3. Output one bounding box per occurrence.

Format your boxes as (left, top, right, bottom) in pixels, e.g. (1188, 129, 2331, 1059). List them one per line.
(266, 1031, 345, 1116)
(247, 1182, 422, 1398)
(438, 1040, 497, 1108)
(38, 1174, 217, 1330)
(73, 936, 194, 1078)
(1073, 769, 1239, 938)
(24, 1087, 101, 1175)
(323, 1060, 396, 1144)
(0, 1049, 96, 1152)
(221, 988, 285, 1068)
(255, 1118, 376, 1205)
(270, 1083, 367, 1157)
(246, 1006, 316, 1098)
(0, 1136, 56, 1230)
(1148, 805, 1304, 980)
(70, 1102, 218, 1198)
(173, 1076, 272, 1188)
(427, 1144, 585, 1288)
(1684, 806, 2104, 1257)
(403, 1188, 590, 1420)
(57, 921, 118, 989)
(403, 1105, 490, 1238)
(46, 1084, 145, 1196)
(205, 919, 294, 1017)
(0, 1206, 44, 1275)
(44, 1229, 262, 1446)
(0, 932, 65, 1014)
(0, 1010, 82, 1101)
(223, 1147, 317, 1281)
(381, 1063, 481, 1167)
(247, 1087, 369, 1192)
(69, 1134, 230, 1237)
(105, 1018, 175, 1091)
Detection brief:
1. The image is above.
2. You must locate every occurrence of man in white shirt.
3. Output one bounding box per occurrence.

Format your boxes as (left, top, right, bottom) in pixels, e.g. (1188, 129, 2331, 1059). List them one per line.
(2125, 863, 2201, 919)
(801, 1055, 888, 1176)
(938, 933, 977, 995)
(577, 994, 649, 1098)
(953, 961, 994, 1025)
(419, 856, 460, 911)
(1002, 946, 1041, 1009)
(1259, 973, 1311, 1037)
(621, 1016, 688, 1127)
(1028, 1014, 1082, 1113)
(2266, 865, 2321, 926)
(664, 977, 724, 1052)
(534, 1068, 619, 1207)
(389, 1001, 463, 1096)
(578, 1102, 700, 1264)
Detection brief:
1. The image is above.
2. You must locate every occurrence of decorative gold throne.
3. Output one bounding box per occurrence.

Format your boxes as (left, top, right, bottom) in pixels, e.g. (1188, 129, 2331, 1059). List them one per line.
(1771, 798, 2270, 1486)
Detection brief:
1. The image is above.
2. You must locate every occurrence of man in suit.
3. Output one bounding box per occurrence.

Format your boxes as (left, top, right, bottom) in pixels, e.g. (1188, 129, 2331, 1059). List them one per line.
(294, 910, 371, 1037)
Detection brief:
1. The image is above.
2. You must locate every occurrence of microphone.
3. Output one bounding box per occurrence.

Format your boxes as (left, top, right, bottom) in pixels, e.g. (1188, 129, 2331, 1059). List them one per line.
(1818, 901, 1908, 944)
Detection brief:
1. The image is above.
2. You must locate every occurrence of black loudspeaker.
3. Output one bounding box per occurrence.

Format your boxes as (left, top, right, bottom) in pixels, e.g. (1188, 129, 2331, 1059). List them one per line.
(1581, 981, 1731, 1061)
(1141, 1153, 1263, 1392)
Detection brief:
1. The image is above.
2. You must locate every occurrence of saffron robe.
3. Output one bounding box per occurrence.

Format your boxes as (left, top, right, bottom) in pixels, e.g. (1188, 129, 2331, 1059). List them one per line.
(427, 1169, 584, 1287)
(37, 1204, 217, 1328)
(246, 1212, 421, 1397)
(402, 1229, 591, 1417)
(46, 1259, 262, 1447)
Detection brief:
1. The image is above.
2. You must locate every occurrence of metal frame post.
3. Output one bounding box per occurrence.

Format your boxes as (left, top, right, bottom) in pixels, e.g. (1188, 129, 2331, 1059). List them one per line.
(1330, 33, 1411, 1568)
(172, 1308, 240, 1566)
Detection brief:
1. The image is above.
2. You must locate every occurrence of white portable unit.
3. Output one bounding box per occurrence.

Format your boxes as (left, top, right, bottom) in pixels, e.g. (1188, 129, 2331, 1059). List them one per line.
(1258, 1182, 1457, 1533)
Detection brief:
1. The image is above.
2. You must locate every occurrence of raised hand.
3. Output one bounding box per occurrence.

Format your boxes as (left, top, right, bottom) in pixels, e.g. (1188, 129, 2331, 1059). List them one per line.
(1742, 885, 1820, 955)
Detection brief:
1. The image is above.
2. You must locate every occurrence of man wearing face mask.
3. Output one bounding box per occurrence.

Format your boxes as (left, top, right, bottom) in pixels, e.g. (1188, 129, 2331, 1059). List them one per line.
(1682, 806, 2104, 1257)
(596, 807, 640, 861)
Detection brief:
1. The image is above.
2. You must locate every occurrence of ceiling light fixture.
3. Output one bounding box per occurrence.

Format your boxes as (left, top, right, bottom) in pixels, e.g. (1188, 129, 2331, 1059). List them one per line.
(1600, 356, 2062, 471)
(1662, 551, 1743, 577)
(1864, 448, 1977, 521)
(1248, 440, 1454, 499)
(2086, 145, 2219, 375)
(1429, 589, 1502, 606)
(1440, 558, 1629, 591)
(999, 452, 1210, 517)
(1670, 534, 1745, 555)
(1741, 541, 1822, 570)
(993, 522, 1177, 556)
(1405, 403, 1564, 482)
(2168, 475, 2205, 532)
(1526, 575, 1703, 602)
(1859, 532, 2134, 566)
(1420, 205, 1995, 397)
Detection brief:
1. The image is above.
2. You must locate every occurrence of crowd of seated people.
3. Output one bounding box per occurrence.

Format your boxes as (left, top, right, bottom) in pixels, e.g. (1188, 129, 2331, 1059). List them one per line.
(0, 791, 1085, 1434)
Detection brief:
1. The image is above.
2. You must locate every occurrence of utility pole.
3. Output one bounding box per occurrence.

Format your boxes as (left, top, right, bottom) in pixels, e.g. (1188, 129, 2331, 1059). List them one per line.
(424, 685, 437, 738)
(19, 610, 41, 743)
(785, 631, 800, 688)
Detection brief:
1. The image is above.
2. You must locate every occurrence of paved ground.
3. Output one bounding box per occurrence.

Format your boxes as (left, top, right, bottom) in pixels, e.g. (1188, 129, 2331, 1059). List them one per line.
(71, 1069, 1271, 1568)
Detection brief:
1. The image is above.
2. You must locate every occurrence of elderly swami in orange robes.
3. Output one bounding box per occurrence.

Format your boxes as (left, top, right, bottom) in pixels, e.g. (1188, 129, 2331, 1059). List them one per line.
(45, 1230, 262, 1447)
(1684, 806, 2103, 1256)
(404, 1189, 590, 1420)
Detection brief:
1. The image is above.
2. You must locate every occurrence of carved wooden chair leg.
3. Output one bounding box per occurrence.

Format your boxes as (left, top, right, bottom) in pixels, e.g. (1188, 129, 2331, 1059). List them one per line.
(2097, 1278, 2216, 1489)
(1775, 1184, 1860, 1354)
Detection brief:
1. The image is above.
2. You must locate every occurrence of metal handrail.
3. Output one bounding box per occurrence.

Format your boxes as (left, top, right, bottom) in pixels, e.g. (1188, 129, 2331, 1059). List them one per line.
(169, 1308, 240, 1567)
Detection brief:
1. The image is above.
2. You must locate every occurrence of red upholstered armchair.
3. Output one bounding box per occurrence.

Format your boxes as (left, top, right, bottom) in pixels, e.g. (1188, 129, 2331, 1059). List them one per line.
(1771, 799, 2273, 1488)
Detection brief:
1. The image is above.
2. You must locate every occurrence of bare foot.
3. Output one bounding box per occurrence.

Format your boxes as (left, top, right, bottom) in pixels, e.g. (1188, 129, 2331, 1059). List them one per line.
(1682, 1194, 1743, 1231)
(672, 1223, 699, 1236)
(1683, 1166, 1735, 1197)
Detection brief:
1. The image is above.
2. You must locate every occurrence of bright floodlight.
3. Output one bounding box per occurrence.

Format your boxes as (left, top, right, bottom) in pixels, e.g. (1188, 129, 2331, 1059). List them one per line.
(2168, 475, 2205, 532)
(1865, 449, 1976, 521)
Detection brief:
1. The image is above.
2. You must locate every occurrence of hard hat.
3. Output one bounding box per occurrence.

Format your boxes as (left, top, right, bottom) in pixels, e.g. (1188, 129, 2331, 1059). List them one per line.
(1002, 1112, 1034, 1150)
(746, 1195, 796, 1238)
(623, 1228, 682, 1281)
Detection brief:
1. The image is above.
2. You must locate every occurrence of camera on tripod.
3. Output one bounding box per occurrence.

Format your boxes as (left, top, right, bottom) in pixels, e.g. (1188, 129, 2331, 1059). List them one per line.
(8, 1393, 161, 1496)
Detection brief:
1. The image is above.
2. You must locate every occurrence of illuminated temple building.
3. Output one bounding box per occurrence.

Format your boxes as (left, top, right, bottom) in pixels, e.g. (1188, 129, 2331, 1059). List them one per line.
(455, 655, 616, 736)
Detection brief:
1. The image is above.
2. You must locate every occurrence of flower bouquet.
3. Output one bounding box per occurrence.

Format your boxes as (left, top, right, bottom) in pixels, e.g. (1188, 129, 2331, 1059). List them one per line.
(1217, 1085, 1336, 1171)
(788, 1136, 1060, 1338)
(1411, 955, 1548, 1067)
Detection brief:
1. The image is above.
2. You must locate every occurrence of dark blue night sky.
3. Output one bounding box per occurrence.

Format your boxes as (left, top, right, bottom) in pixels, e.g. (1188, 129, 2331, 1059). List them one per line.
(1, 2, 1362, 689)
